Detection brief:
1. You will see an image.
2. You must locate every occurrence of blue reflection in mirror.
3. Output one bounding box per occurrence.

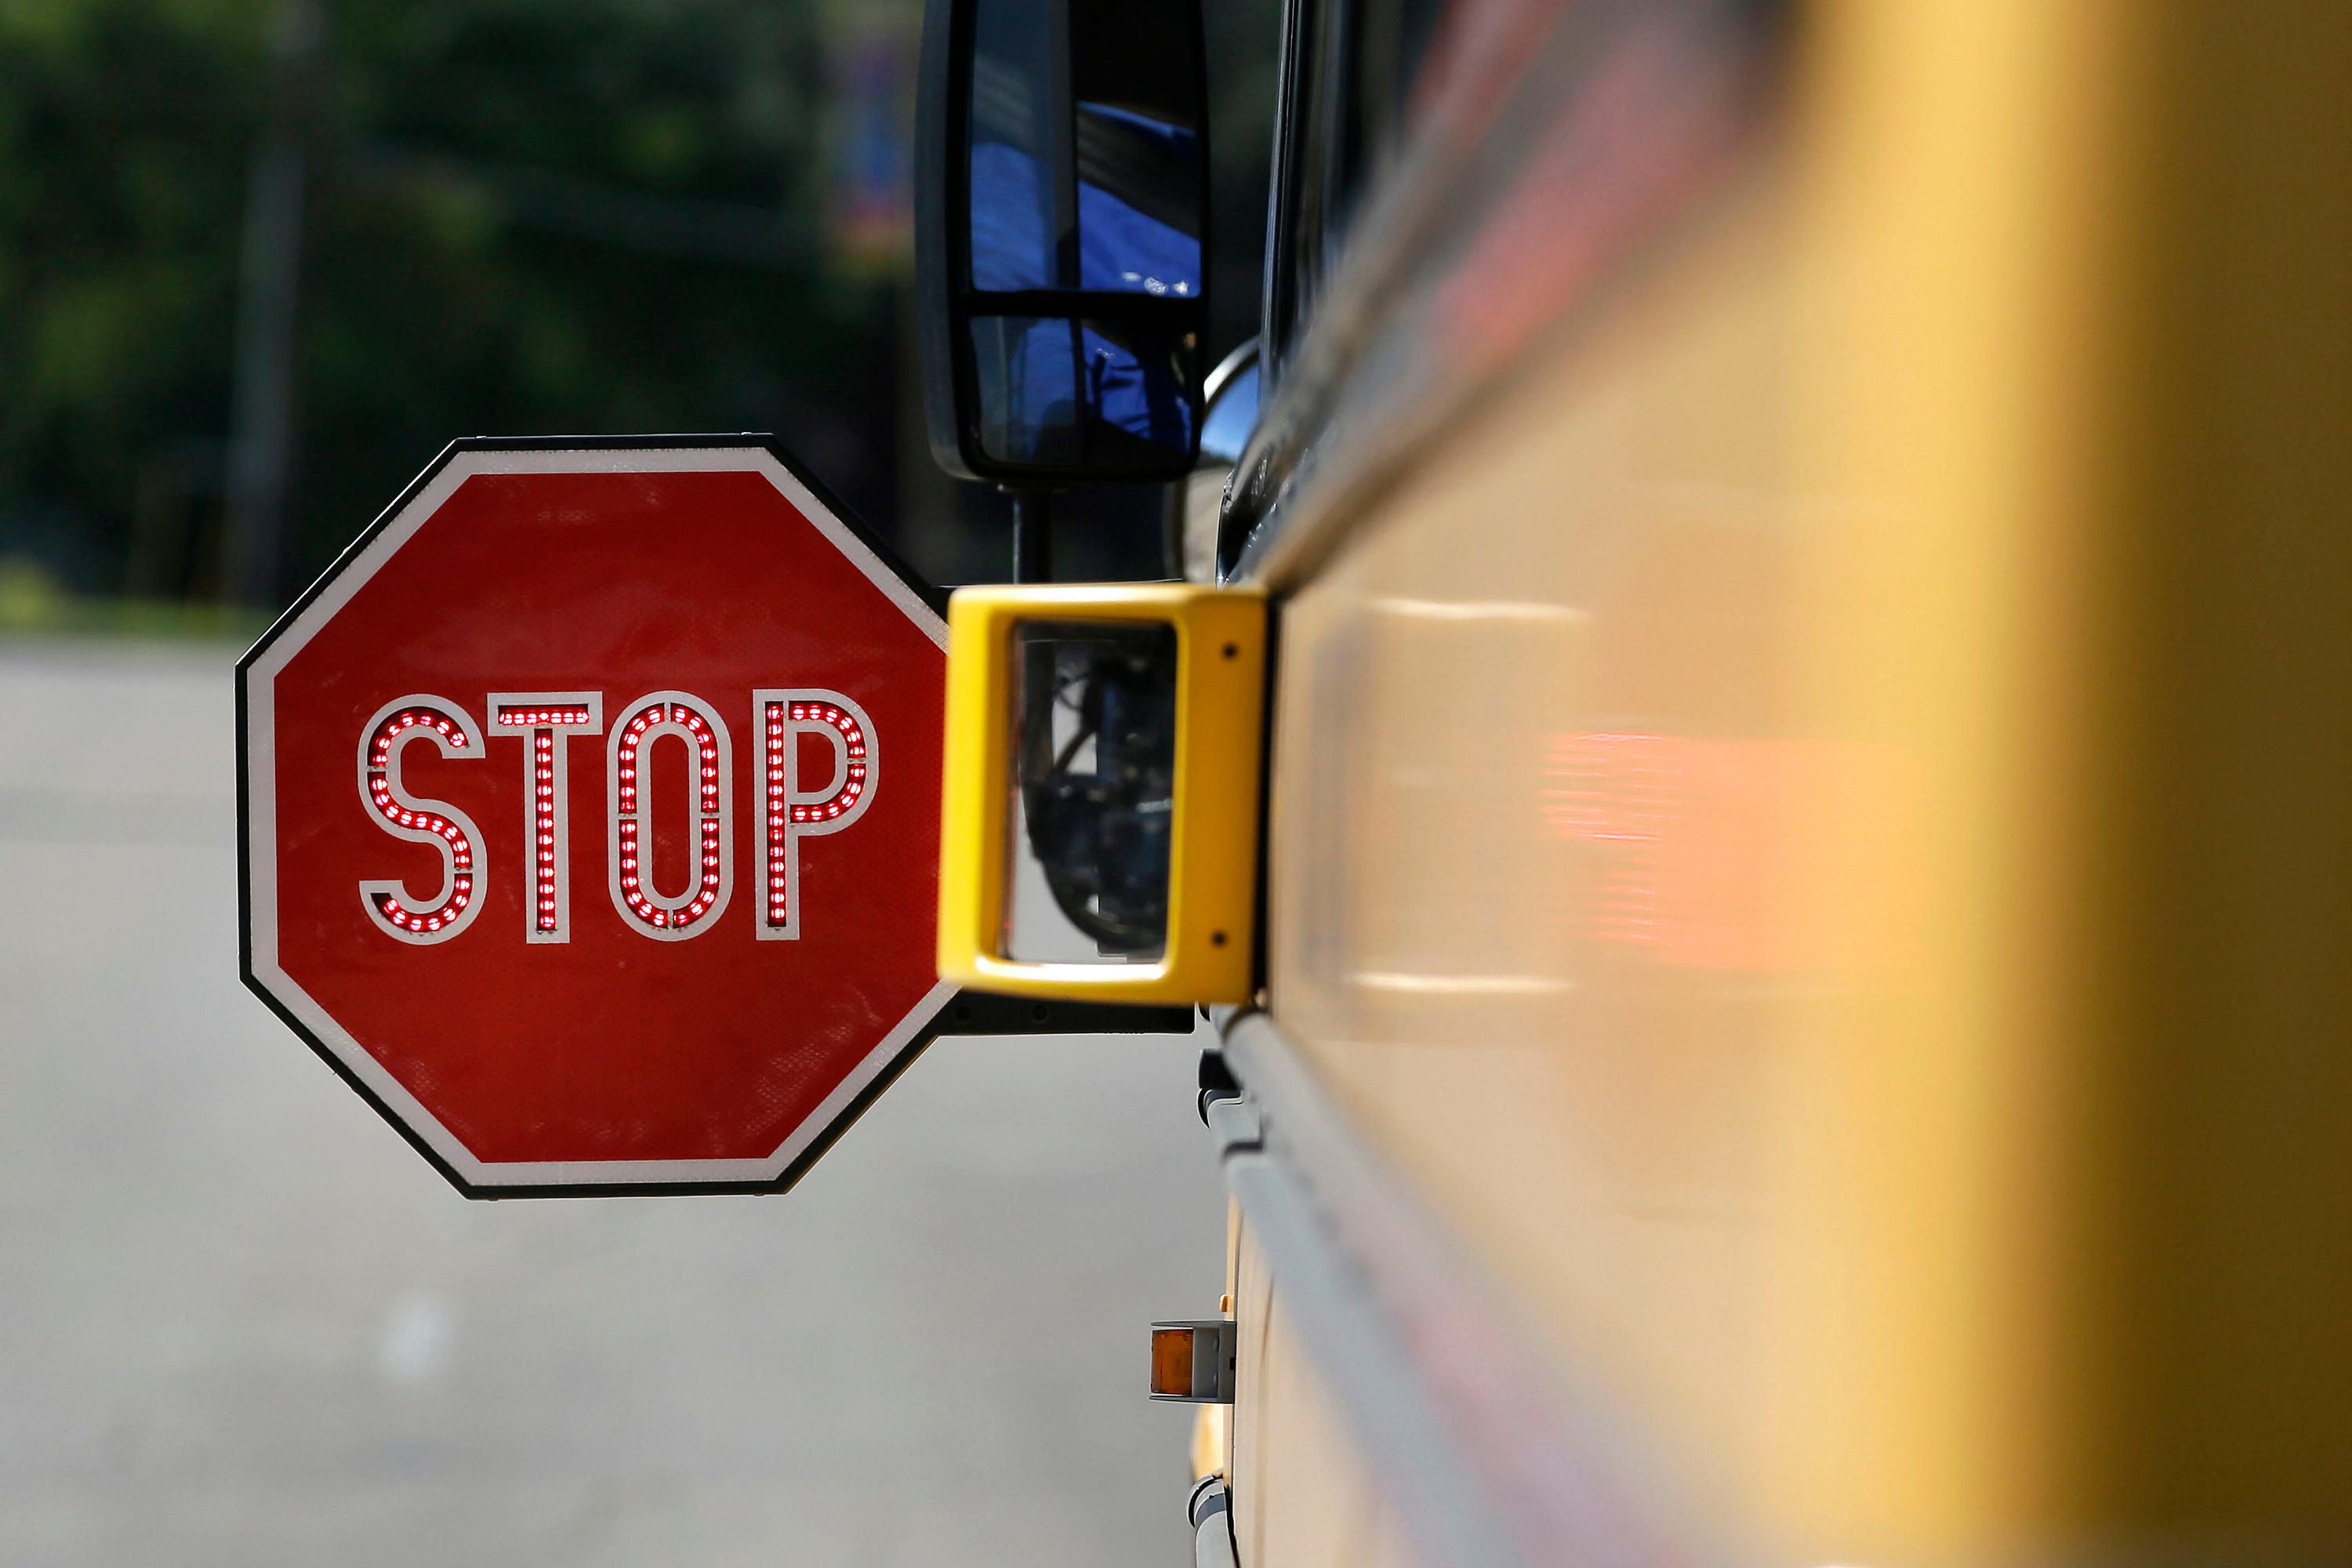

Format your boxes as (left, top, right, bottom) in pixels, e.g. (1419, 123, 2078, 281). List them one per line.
(971, 317, 1076, 464)
(1073, 103, 1199, 296)
(1080, 321, 1193, 449)
(970, 118, 1200, 297)
(970, 142, 1055, 291)
(969, 317, 1196, 466)
(966, 0, 1059, 290)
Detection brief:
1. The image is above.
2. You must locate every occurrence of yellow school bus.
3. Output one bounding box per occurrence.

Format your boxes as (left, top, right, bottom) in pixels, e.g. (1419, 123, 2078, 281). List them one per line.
(918, 0, 2351, 1561)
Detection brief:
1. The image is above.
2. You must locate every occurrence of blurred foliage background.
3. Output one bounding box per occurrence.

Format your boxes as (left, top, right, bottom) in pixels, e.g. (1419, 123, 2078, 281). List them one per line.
(0, 0, 1276, 628)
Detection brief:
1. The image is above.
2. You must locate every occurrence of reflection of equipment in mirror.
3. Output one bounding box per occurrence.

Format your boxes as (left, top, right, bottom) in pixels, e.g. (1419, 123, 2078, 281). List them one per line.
(1008, 622, 1178, 960)
(916, 0, 1209, 485)
(967, 315, 1196, 468)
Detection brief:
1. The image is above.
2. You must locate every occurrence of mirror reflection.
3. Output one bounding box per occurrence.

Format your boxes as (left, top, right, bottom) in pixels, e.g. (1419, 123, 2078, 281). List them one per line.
(1003, 620, 1178, 964)
(968, 317, 1195, 467)
(967, 0, 1203, 297)
(960, 0, 1204, 473)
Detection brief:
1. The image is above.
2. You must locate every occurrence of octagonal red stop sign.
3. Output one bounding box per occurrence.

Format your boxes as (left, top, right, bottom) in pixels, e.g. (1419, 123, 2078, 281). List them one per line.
(238, 438, 956, 1195)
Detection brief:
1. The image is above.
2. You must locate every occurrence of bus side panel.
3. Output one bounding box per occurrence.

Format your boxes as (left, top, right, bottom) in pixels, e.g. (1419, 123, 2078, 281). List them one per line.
(1245, 0, 2352, 1559)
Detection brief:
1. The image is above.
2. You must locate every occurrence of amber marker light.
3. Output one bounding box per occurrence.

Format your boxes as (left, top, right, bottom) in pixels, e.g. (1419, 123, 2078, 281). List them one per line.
(1152, 1327, 1196, 1397)
(1149, 1319, 1236, 1403)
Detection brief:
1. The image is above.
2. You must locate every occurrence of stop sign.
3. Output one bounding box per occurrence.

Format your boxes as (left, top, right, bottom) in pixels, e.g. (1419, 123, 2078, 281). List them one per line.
(238, 437, 965, 1196)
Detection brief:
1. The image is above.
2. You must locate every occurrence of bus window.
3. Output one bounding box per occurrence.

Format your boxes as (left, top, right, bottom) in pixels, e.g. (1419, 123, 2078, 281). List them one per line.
(1261, 0, 1452, 387)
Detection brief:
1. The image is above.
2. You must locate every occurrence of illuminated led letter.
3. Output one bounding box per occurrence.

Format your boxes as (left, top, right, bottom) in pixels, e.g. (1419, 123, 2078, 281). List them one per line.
(488, 693, 604, 942)
(755, 688, 877, 939)
(608, 691, 733, 939)
(358, 696, 486, 945)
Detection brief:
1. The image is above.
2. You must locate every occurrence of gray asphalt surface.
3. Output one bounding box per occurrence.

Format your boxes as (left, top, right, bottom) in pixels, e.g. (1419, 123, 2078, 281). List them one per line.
(0, 639, 1224, 1567)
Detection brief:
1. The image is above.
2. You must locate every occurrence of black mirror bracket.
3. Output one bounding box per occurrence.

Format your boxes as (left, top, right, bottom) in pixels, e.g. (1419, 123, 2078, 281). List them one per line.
(1006, 486, 1054, 583)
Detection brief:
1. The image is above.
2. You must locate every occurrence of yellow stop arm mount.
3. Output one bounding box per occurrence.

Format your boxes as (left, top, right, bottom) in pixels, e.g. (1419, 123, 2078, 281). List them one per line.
(936, 583, 1268, 1005)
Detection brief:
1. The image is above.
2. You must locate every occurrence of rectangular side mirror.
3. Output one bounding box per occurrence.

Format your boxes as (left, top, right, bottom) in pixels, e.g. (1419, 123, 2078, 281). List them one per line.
(916, 0, 1209, 485)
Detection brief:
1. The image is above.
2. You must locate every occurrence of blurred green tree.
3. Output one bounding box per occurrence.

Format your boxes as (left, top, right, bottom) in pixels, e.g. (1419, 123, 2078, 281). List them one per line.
(0, 0, 906, 605)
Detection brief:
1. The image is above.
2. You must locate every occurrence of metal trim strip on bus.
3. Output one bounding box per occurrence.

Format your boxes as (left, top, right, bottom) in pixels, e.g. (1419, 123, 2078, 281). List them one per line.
(1189, 1476, 1240, 1568)
(1210, 1011, 1712, 1568)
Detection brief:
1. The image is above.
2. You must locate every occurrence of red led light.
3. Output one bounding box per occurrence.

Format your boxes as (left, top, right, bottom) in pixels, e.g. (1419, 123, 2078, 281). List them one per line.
(361, 701, 482, 943)
(488, 694, 604, 942)
(607, 694, 731, 937)
(757, 691, 877, 939)
(495, 706, 591, 728)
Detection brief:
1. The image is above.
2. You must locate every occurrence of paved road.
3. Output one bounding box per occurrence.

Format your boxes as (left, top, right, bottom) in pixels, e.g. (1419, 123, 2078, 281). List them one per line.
(0, 639, 1224, 1567)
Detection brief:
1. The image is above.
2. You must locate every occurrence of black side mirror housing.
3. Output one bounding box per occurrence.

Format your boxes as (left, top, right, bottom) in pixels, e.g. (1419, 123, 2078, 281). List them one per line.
(916, 0, 1209, 486)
